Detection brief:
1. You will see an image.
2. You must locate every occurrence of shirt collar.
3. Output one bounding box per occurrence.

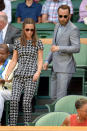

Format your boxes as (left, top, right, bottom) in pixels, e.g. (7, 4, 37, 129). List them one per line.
(24, 2, 36, 8)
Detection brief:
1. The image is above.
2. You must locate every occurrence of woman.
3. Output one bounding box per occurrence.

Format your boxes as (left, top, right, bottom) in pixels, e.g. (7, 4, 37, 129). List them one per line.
(0, 0, 11, 23)
(5, 18, 43, 126)
(61, 98, 87, 126)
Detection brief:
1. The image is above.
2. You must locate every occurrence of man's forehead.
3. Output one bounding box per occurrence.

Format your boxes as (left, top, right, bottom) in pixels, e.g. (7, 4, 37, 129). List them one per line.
(58, 8, 69, 13)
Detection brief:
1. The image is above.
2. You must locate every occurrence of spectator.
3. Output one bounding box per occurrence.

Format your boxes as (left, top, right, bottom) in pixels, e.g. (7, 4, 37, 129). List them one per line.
(0, 44, 17, 125)
(78, 0, 87, 23)
(0, 0, 12, 23)
(43, 5, 80, 100)
(5, 18, 43, 125)
(61, 98, 87, 126)
(0, 12, 20, 58)
(16, 0, 42, 23)
(41, 0, 73, 24)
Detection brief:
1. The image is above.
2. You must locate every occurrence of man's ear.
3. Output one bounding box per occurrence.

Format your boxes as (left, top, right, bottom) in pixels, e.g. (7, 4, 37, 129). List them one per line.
(69, 14, 72, 19)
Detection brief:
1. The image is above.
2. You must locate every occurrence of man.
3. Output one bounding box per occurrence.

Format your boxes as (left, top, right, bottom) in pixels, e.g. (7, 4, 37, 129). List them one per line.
(0, 44, 17, 125)
(0, 12, 20, 58)
(41, 0, 73, 24)
(43, 5, 80, 100)
(16, 0, 42, 23)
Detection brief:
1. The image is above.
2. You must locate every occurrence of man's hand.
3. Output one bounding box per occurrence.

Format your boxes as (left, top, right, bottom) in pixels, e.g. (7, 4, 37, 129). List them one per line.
(51, 45, 59, 52)
(43, 63, 48, 70)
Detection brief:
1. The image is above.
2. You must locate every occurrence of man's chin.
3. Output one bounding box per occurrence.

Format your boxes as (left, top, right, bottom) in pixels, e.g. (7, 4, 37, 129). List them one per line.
(60, 22, 67, 26)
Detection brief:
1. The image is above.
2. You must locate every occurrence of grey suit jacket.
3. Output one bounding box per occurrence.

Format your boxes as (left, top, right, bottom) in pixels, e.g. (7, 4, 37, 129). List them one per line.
(4, 24, 21, 57)
(46, 21, 80, 73)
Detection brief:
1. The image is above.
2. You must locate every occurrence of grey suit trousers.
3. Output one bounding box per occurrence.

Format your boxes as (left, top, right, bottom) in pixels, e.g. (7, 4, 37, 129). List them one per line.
(50, 71, 72, 100)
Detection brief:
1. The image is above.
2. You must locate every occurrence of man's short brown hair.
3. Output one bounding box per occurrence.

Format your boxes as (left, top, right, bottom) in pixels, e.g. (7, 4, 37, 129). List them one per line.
(57, 5, 70, 14)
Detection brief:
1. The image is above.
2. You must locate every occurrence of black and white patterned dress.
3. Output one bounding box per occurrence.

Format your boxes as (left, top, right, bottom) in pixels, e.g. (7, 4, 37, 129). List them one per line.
(10, 39, 43, 125)
(14, 39, 43, 77)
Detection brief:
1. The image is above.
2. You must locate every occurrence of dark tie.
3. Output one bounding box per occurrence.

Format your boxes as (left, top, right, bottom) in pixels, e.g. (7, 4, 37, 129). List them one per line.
(0, 30, 3, 44)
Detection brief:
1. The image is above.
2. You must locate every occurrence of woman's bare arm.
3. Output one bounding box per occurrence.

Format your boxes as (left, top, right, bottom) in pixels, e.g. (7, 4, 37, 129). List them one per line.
(5, 50, 18, 80)
(33, 49, 43, 82)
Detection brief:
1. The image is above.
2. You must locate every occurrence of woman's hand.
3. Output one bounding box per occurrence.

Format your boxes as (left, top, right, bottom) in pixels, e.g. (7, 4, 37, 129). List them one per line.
(32, 71, 40, 82)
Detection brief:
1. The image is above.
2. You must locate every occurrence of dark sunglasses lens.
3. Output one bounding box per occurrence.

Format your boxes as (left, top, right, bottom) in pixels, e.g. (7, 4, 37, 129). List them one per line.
(25, 29, 29, 31)
(59, 15, 62, 18)
(31, 29, 34, 31)
(25, 29, 34, 32)
(59, 15, 68, 18)
(64, 15, 68, 18)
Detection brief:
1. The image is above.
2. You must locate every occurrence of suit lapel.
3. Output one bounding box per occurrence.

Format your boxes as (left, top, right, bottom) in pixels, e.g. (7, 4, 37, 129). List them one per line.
(56, 21, 71, 43)
(4, 24, 11, 43)
(54, 24, 60, 45)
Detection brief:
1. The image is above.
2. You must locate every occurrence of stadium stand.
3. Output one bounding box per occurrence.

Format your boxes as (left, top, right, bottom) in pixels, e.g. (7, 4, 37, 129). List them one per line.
(2, 0, 87, 126)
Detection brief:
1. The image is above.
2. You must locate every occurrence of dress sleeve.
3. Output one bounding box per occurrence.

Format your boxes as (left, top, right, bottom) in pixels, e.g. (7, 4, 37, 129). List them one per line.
(13, 39, 19, 51)
(37, 40, 44, 50)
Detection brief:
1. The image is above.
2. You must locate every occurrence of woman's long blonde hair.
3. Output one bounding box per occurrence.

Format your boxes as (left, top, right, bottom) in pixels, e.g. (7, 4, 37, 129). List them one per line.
(20, 18, 38, 46)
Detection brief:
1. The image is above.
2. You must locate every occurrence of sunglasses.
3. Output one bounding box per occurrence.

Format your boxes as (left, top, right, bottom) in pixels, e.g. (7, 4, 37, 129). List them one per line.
(59, 15, 68, 18)
(25, 28, 34, 32)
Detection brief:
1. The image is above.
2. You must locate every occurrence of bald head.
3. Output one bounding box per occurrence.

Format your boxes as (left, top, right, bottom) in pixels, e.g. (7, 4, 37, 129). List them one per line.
(0, 12, 8, 21)
(0, 12, 8, 30)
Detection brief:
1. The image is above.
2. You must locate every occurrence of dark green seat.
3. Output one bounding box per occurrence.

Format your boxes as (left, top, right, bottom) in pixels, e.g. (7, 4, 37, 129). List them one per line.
(12, 22, 87, 32)
(71, 0, 82, 10)
(11, 0, 25, 22)
(74, 23, 87, 31)
(84, 82, 87, 96)
(4, 100, 10, 125)
(71, 0, 82, 22)
(74, 44, 87, 68)
(45, 95, 87, 113)
(73, 44, 87, 95)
